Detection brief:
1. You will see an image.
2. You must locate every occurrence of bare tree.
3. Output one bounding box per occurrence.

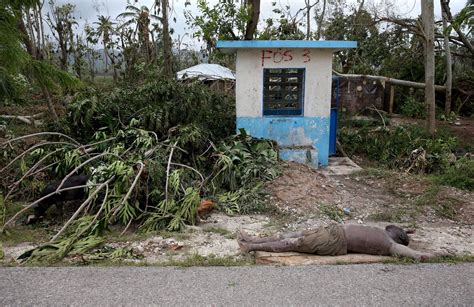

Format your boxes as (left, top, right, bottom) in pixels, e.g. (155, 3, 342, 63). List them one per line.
(47, 1, 76, 71)
(16, 3, 60, 123)
(422, 0, 436, 134)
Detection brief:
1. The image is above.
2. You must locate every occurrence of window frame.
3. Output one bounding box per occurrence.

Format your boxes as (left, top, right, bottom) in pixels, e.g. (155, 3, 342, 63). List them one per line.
(262, 68, 305, 116)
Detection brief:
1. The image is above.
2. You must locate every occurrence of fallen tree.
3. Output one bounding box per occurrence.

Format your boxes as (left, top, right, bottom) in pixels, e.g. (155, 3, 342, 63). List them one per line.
(332, 70, 446, 92)
(0, 113, 44, 126)
(0, 78, 280, 264)
(0, 125, 279, 263)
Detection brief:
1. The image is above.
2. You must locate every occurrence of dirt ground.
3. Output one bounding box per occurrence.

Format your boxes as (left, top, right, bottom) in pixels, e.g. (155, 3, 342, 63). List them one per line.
(2, 159, 472, 265)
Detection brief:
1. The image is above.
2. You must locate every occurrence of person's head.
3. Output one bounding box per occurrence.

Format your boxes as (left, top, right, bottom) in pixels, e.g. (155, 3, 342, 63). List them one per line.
(385, 225, 409, 246)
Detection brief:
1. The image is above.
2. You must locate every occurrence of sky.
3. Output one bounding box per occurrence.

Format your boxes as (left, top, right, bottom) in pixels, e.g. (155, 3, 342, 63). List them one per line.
(48, 0, 466, 49)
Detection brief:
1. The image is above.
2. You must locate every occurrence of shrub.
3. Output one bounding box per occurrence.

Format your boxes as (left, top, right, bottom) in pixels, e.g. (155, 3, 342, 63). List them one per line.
(435, 157, 474, 191)
(400, 96, 425, 119)
(338, 124, 458, 173)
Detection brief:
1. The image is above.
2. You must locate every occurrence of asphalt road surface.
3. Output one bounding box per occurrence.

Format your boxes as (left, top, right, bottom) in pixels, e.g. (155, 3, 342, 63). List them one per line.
(1, 263, 473, 306)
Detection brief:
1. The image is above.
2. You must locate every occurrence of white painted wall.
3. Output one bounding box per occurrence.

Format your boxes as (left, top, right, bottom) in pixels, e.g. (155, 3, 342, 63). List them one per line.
(235, 48, 334, 118)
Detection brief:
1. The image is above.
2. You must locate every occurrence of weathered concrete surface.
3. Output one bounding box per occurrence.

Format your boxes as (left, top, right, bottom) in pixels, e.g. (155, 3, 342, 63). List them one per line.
(236, 48, 333, 118)
(255, 251, 393, 265)
(1, 264, 472, 306)
(321, 156, 363, 175)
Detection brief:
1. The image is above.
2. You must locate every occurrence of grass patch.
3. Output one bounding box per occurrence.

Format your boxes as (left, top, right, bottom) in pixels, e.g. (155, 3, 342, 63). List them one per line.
(166, 253, 254, 267)
(368, 211, 407, 223)
(413, 185, 440, 207)
(106, 229, 190, 243)
(434, 157, 474, 191)
(433, 199, 460, 220)
(319, 204, 344, 222)
(203, 227, 236, 239)
(412, 184, 462, 220)
(0, 226, 50, 246)
(379, 254, 474, 265)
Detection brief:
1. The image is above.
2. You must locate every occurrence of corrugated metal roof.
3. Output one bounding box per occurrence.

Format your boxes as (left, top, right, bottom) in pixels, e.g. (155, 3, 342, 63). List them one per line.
(176, 63, 235, 81)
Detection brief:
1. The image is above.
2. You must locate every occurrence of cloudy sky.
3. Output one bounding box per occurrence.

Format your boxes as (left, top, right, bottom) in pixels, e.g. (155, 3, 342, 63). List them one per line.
(48, 0, 466, 49)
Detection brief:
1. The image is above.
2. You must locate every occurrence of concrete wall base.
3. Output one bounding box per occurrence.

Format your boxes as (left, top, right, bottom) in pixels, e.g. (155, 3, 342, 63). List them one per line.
(279, 147, 319, 168)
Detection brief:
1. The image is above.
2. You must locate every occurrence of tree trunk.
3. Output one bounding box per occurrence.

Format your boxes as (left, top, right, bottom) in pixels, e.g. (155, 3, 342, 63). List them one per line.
(41, 86, 60, 124)
(316, 0, 326, 40)
(103, 41, 108, 71)
(25, 8, 38, 59)
(244, 0, 260, 40)
(161, 0, 174, 78)
(58, 29, 68, 70)
(38, 2, 47, 60)
(422, 0, 436, 135)
(441, 1, 452, 116)
(18, 17, 35, 56)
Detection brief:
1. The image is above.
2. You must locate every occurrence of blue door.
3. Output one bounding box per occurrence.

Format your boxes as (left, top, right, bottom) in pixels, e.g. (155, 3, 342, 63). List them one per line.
(329, 77, 340, 155)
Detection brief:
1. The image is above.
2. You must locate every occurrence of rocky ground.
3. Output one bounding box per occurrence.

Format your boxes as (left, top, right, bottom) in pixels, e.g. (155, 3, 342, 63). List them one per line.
(2, 159, 473, 265)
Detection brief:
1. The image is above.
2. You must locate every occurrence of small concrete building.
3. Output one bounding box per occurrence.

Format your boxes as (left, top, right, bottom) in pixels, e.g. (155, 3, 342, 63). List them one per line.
(217, 40, 357, 167)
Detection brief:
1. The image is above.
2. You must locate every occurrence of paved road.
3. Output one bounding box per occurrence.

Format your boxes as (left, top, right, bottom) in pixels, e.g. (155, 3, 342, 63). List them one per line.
(1, 263, 473, 306)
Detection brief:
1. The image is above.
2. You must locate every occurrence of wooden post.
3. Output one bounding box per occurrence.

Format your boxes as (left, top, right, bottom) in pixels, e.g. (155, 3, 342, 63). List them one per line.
(389, 84, 395, 115)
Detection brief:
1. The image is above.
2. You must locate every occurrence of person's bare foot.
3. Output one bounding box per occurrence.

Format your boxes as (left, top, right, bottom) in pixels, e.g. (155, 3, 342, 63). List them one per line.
(237, 239, 251, 253)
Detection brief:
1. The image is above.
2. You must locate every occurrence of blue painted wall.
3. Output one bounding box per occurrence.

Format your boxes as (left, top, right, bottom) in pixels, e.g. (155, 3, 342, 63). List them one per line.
(237, 116, 330, 166)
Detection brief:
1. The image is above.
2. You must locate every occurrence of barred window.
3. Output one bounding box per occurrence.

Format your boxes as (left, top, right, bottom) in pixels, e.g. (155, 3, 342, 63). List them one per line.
(263, 68, 305, 116)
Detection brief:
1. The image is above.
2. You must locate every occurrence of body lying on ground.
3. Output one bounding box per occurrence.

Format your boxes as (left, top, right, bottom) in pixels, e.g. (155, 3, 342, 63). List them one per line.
(238, 224, 450, 261)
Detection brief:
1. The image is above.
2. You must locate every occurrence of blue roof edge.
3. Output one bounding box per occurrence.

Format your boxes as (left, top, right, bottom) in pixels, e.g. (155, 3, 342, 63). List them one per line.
(216, 40, 357, 49)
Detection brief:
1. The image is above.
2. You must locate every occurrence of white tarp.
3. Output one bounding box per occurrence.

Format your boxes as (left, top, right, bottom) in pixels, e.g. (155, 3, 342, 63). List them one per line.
(176, 63, 235, 81)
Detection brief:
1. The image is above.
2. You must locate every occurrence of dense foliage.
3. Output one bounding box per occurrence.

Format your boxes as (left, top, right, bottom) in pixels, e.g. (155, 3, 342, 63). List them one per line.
(63, 77, 235, 142)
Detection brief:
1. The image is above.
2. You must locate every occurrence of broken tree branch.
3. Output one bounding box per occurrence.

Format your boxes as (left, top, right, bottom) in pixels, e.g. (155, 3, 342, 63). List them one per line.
(50, 177, 114, 242)
(4, 148, 67, 202)
(0, 114, 43, 126)
(165, 141, 178, 203)
(0, 132, 81, 147)
(0, 141, 77, 174)
(113, 162, 145, 230)
(1, 183, 95, 230)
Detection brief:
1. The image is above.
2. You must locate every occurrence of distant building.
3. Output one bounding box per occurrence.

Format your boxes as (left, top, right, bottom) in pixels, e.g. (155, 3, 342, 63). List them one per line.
(176, 63, 235, 94)
(217, 40, 357, 167)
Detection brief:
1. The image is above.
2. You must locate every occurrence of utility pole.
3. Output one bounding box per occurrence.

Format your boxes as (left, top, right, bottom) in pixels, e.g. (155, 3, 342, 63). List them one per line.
(422, 0, 436, 134)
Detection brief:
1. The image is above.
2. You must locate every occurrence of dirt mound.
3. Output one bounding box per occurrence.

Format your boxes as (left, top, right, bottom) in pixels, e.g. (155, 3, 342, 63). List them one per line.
(265, 162, 337, 214)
